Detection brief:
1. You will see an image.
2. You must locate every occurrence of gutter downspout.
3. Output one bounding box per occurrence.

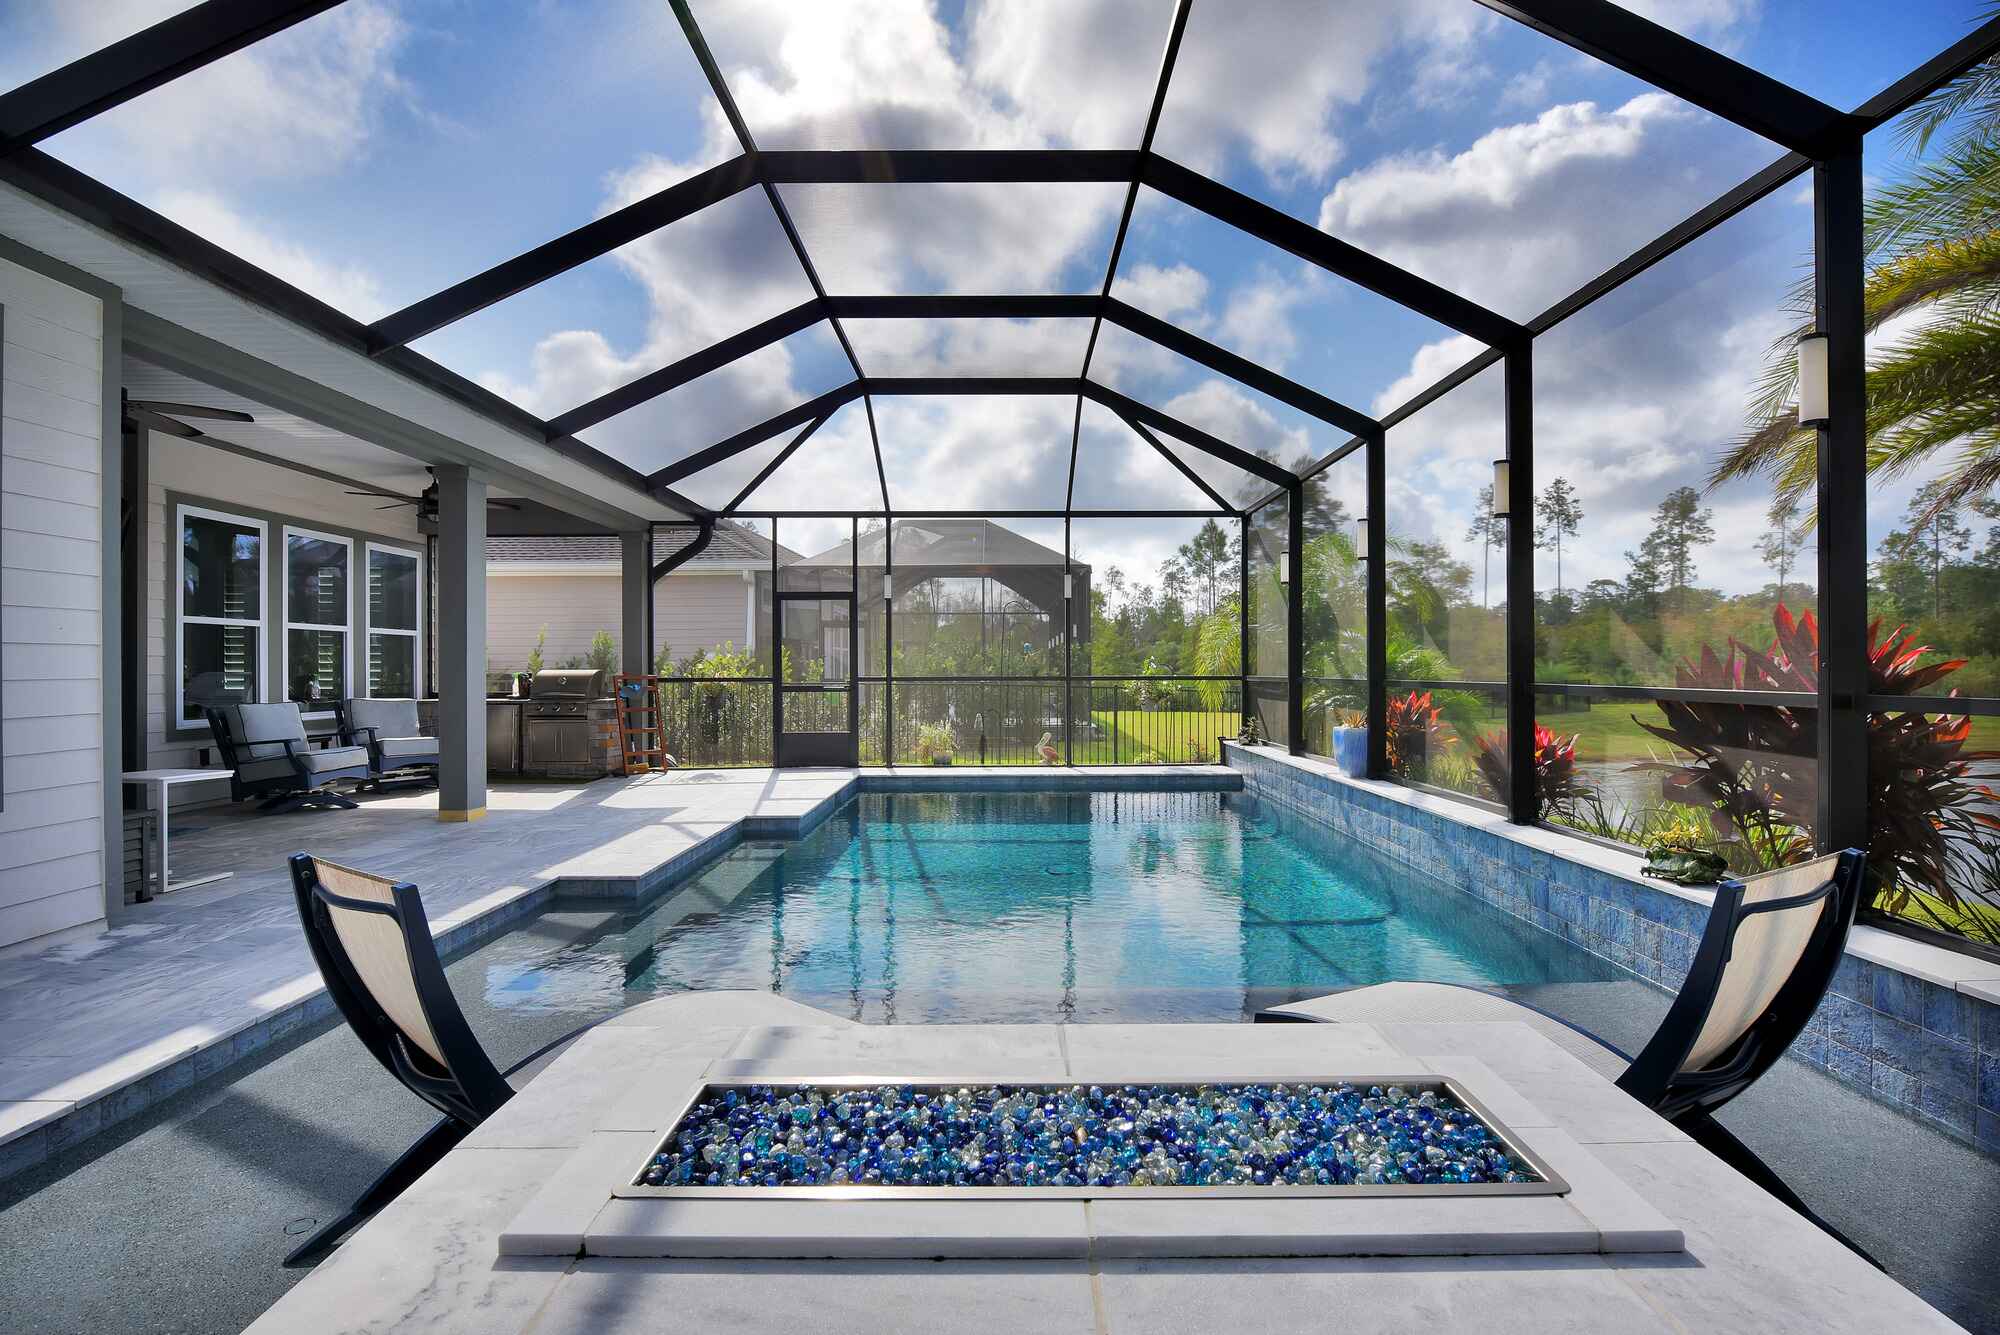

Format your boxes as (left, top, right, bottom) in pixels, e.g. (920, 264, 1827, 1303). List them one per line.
(649, 518, 717, 671)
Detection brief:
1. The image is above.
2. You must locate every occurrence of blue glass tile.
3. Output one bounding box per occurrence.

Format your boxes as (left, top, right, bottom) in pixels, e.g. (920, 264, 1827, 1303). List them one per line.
(1873, 1063, 1919, 1107)
(1829, 954, 1875, 1003)
(1925, 984, 1976, 1046)
(1979, 1109, 2000, 1157)
(1874, 969, 1926, 1027)
(1917, 1084, 1976, 1138)
(1979, 1051, 2000, 1114)
(1825, 1041, 1872, 1088)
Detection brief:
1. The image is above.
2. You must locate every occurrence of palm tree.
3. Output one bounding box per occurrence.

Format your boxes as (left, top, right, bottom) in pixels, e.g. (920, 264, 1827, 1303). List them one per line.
(1712, 21, 2000, 522)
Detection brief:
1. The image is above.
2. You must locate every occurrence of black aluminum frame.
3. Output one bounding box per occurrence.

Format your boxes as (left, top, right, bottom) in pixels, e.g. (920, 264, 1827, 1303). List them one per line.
(10, 1, 2000, 944)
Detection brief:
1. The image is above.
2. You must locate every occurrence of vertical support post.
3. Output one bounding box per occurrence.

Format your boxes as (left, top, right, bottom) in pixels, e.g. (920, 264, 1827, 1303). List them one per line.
(1287, 480, 1304, 756)
(1063, 515, 1074, 766)
(619, 529, 650, 678)
(1815, 143, 1868, 855)
(434, 465, 487, 821)
(883, 520, 894, 767)
(1503, 342, 1536, 825)
(1365, 428, 1388, 778)
(1239, 513, 1251, 739)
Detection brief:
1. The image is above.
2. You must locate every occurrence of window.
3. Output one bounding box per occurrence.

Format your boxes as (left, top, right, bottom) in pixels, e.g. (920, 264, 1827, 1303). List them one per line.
(179, 506, 265, 725)
(367, 544, 423, 698)
(283, 527, 351, 711)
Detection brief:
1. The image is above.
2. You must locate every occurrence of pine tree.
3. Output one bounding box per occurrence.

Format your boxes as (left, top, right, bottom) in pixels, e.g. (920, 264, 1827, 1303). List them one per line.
(1755, 494, 1812, 595)
(1631, 486, 1715, 610)
(1535, 477, 1583, 595)
(1465, 484, 1508, 608)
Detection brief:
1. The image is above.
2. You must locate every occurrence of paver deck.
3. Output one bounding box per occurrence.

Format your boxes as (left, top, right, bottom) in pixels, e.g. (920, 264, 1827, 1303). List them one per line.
(0, 766, 1234, 1179)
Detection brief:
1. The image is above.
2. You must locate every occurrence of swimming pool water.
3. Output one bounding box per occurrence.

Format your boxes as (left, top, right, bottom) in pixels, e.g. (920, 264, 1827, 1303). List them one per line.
(479, 791, 1620, 1024)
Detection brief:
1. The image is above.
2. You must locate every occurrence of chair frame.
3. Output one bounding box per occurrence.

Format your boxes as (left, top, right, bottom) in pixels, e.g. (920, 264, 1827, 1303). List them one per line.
(331, 698, 440, 790)
(284, 853, 580, 1267)
(1254, 848, 1876, 1264)
(205, 704, 367, 812)
(1616, 848, 1867, 1124)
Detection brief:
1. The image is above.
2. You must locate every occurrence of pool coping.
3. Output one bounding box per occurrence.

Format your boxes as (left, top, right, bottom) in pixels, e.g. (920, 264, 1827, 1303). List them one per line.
(0, 765, 1241, 1183)
(1223, 742, 2000, 1152)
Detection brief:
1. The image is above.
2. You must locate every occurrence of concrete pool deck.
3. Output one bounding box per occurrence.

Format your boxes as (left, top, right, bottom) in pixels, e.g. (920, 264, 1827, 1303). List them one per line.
(240, 993, 1963, 1335)
(0, 765, 1235, 1180)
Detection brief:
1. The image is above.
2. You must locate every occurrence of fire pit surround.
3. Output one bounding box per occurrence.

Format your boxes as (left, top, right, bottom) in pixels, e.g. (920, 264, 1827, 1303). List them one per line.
(621, 1078, 1561, 1199)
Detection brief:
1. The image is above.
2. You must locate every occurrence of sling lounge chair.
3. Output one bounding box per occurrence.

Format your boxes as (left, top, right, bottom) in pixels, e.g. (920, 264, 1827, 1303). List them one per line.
(283, 853, 587, 1266)
(1258, 848, 1873, 1260)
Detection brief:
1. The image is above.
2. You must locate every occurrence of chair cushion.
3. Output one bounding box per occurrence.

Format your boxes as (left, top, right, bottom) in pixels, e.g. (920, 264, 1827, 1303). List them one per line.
(215, 702, 306, 761)
(304, 746, 371, 777)
(348, 697, 421, 737)
(375, 736, 438, 762)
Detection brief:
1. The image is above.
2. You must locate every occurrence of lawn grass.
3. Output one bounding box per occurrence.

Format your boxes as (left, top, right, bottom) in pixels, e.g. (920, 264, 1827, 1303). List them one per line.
(1082, 708, 1240, 764)
(1539, 698, 2000, 764)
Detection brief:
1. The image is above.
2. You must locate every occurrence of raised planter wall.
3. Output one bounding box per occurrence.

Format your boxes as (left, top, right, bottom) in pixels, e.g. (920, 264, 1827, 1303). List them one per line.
(1224, 742, 2000, 1153)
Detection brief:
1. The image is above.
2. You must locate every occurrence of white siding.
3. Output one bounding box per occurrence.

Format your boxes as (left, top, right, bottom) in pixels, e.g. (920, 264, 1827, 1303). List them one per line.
(1, 256, 105, 947)
(143, 434, 424, 788)
(487, 568, 755, 673)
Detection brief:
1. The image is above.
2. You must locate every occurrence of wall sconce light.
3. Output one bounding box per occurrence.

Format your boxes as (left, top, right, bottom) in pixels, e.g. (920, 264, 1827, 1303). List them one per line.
(1355, 516, 1369, 559)
(1063, 572, 1074, 599)
(1491, 459, 1511, 517)
(883, 573, 893, 602)
(1795, 332, 1830, 427)
(1279, 550, 1292, 585)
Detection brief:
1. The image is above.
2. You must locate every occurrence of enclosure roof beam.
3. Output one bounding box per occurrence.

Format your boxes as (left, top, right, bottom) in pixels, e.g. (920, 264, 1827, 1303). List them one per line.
(1471, 0, 1850, 154)
(1103, 298, 1378, 437)
(0, 0, 346, 153)
(648, 383, 862, 490)
(366, 155, 763, 354)
(1138, 157, 1525, 346)
(1081, 383, 1294, 488)
(1117, 409, 1237, 515)
(546, 301, 823, 440)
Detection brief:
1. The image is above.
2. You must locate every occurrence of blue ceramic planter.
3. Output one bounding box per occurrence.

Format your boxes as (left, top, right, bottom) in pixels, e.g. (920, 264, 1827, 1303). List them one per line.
(1331, 726, 1368, 777)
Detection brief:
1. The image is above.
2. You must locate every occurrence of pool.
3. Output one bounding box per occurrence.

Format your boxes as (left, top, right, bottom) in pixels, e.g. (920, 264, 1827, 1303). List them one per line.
(476, 790, 1620, 1023)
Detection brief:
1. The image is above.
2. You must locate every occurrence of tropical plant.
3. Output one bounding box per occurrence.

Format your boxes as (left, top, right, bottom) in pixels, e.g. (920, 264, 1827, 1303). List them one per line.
(525, 625, 547, 676)
(1631, 603, 2000, 931)
(1470, 723, 1583, 819)
(1385, 690, 1445, 775)
(1715, 20, 2000, 523)
(1191, 600, 1242, 711)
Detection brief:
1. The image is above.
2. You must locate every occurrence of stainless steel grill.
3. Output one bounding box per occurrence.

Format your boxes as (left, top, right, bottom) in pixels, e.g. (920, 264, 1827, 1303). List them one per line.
(526, 668, 609, 718)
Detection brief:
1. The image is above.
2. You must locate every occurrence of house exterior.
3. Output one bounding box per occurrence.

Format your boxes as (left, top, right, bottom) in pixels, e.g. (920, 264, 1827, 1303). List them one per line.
(485, 522, 789, 677)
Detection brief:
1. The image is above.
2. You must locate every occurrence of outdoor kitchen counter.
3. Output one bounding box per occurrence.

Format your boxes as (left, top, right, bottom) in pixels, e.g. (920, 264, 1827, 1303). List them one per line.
(241, 995, 1965, 1335)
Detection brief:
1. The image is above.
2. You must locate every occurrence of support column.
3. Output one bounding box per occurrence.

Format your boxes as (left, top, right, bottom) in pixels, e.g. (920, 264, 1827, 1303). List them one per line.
(1286, 480, 1304, 756)
(435, 465, 487, 822)
(1365, 428, 1388, 778)
(1503, 342, 1537, 824)
(1815, 143, 1869, 855)
(620, 529, 650, 677)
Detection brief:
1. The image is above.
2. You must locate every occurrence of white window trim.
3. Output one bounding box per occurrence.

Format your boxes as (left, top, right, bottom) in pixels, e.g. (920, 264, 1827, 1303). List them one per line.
(282, 525, 354, 719)
(176, 503, 268, 728)
(364, 540, 425, 698)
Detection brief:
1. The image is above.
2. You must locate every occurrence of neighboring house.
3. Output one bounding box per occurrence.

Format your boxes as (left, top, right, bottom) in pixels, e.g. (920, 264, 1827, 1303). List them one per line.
(486, 521, 792, 675)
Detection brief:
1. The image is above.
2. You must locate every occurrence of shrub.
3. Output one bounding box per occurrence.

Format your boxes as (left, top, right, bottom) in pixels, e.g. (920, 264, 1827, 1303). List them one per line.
(1632, 604, 2000, 930)
(1385, 690, 1444, 775)
(1470, 723, 1581, 819)
(587, 629, 616, 675)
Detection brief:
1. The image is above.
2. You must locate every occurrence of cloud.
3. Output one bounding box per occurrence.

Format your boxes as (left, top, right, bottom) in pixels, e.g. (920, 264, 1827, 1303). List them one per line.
(1116, 263, 1210, 321)
(1318, 95, 1765, 318)
(1150, 0, 1491, 183)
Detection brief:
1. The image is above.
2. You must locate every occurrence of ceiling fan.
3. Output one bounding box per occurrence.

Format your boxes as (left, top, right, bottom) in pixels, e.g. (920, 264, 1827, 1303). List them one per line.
(121, 391, 257, 442)
(348, 466, 521, 523)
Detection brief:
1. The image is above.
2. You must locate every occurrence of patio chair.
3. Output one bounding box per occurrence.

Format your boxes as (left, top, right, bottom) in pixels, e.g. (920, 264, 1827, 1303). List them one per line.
(283, 853, 591, 1267)
(1257, 849, 1874, 1261)
(204, 702, 371, 813)
(334, 697, 439, 788)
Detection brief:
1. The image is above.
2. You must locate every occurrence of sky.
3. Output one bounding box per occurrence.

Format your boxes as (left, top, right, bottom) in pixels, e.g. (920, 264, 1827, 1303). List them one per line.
(2, 0, 1991, 597)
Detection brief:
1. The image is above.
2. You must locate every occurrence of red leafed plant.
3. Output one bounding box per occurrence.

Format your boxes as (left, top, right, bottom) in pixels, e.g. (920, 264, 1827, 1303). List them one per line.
(1385, 690, 1445, 775)
(1473, 724, 1582, 819)
(1632, 604, 2000, 924)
